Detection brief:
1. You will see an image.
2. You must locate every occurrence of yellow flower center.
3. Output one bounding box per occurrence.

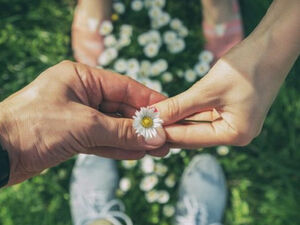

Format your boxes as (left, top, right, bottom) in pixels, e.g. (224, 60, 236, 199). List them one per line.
(141, 116, 153, 128)
(111, 13, 119, 21)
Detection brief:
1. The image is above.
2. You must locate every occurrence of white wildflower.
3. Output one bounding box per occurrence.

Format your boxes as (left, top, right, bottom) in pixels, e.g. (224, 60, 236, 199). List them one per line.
(171, 148, 181, 154)
(145, 190, 159, 203)
(98, 50, 117, 66)
(144, 43, 160, 58)
(170, 18, 183, 30)
(99, 20, 113, 36)
(140, 174, 158, 191)
(138, 33, 150, 46)
(144, 79, 163, 92)
(153, 0, 166, 8)
(163, 31, 177, 44)
(127, 58, 140, 76)
(114, 59, 127, 73)
(194, 62, 210, 77)
(217, 146, 230, 156)
(148, 30, 162, 45)
(165, 173, 176, 188)
(156, 12, 170, 27)
(113, 2, 125, 14)
(199, 50, 214, 63)
(120, 24, 133, 37)
(157, 190, 170, 204)
(150, 63, 162, 76)
(156, 59, 168, 72)
(139, 60, 152, 77)
(178, 26, 189, 38)
(177, 70, 184, 78)
(162, 72, 173, 82)
(119, 177, 131, 192)
(184, 69, 197, 82)
(149, 6, 163, 19)
(168, 39, 185, 53)
(117, 35, 131, 49)
(104, 34, 117, 48)
(140, 155, 155, 174)
(121, 160, 137, 169)
(131, 0, 143, 11)
(154, 163, 168, 176)
(163, 205, 175, 217)
(133, 106, 163, 139)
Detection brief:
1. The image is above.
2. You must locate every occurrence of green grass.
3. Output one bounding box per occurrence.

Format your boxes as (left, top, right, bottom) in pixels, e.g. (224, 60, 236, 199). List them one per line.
(0, 0, 299, 225)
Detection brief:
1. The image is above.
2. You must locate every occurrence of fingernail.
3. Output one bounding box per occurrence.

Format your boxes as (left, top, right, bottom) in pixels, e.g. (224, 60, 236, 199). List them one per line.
(144, 127, 166, 147)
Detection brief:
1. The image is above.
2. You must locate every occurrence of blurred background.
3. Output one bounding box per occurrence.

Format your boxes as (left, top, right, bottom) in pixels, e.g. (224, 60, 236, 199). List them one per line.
(0, 0, 299, 225)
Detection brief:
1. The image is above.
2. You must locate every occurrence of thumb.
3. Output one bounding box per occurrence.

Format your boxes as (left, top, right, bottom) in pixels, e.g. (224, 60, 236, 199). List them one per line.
(153, 82, 217, 125)
(89, 113, 166, 150)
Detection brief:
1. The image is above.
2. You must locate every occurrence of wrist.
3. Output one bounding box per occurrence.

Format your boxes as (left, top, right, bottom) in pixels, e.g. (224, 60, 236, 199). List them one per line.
(0, 102, 19, 186)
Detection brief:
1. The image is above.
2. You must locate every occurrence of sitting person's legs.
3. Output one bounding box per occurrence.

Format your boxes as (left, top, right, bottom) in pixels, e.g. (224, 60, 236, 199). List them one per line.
(70, 153, 226, 225)
(201, 0, 243, 60)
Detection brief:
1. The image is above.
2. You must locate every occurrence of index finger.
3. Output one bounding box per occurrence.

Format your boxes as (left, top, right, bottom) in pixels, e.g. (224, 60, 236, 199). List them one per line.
(78, 63, 166, 108)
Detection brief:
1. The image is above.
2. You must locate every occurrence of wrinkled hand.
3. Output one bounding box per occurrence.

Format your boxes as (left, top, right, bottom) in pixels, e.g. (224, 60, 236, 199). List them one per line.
(0, 61, 167, 185)
(155, 58, 284, 148)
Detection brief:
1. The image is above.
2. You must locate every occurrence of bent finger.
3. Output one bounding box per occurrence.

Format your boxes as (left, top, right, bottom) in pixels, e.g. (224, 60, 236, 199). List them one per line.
(87, 146, 146, 160)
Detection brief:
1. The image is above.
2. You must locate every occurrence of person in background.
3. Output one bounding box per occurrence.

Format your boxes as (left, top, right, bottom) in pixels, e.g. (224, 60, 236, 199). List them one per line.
(70, 0, 241, 225)
(69, 0, 299, 224)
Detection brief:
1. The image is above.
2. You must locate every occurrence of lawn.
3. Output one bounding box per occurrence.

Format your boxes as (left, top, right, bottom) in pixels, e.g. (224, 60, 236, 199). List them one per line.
(0, 0, 299, 225)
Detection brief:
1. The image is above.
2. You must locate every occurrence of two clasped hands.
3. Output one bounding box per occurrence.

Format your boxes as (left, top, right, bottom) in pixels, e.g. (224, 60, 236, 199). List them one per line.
(0, 0, 299, 186)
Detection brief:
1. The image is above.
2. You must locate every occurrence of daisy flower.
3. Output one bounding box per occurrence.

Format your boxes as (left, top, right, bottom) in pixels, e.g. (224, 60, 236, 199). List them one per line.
(165, 173, 176, 188)
(163, 205, 175, 217)
(127, 58, 140, 76)
(140, 155, 155, 174)
(153, 0, 166, 8)
(119, 177, 131, 192)
(199, 50, 214, 63)
(178, 26, 189, 38)
(154, 163, 168, 176)
(140, 60, 152, 77)
(157, 190, 170, 204)
(131, 0, 143, 11)
(162, 72, 173, 82)
(113, 2, 125, 14)
(217, 145, 230, 156)
(184, 69, 197, 82)
(163, 31, 177, 44)
(194, 62, 210, 77)
(104, 34, 117, 48)
(121, 160, 137, 169)
(120, 24, 133, 37)
(114, 59, 127, 73)
(145, 190, 159, 203)
(144, 42, 160, 58)
(99, 20, 113, 36)
(170, 18, 183, 30)
(133, 106, 163, 139)
(140, 174, 158, 191)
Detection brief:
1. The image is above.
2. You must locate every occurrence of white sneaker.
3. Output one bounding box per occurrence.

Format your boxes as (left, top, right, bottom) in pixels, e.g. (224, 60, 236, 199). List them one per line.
(175, 154, 227, 225)
(70, 154, 132, 225)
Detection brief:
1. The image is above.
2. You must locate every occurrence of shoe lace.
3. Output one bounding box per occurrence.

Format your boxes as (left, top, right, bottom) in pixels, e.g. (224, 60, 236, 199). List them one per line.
(176, 197, 222, 225)
(82, 192, 133, 225)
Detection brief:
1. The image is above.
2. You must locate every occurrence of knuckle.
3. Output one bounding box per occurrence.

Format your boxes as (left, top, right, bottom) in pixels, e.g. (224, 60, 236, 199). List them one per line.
(117, 119, 134, 146)
(166, 98, 180, 120)
(59, 60, 74, 67)
(87, 110, 100, 125)
(226, 126, 255, 147)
